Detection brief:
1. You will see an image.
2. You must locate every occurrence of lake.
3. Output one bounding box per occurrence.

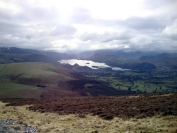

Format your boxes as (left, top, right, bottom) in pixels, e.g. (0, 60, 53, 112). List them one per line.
(59, 59, 128, 71)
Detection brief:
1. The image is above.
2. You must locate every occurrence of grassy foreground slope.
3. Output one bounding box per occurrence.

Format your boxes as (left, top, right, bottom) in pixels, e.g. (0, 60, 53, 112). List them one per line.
(0, 93, 177, 133)
(0, 62, 78, 98)
(0, 101, 176, 133)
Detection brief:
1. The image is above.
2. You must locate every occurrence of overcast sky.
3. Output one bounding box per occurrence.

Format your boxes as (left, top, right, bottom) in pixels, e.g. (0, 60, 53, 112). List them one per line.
(0, 0, 177, 52)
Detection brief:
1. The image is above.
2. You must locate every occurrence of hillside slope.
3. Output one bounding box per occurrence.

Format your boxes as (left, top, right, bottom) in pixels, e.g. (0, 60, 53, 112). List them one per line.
(0, 62, 76, 85)
(0, 47, 75, 64)
(139, 53, 177, 66)
(0, 62, 80, 98)
(0, 62, 124, 98)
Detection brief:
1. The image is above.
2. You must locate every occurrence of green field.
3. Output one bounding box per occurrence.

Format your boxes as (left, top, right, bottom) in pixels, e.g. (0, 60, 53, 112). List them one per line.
(0, 62, 73, 79)
(0, 62, 76, 98)
(0, 82, 41, 98)
(86, 67, 177, 93)
(0, 62, 75, 84)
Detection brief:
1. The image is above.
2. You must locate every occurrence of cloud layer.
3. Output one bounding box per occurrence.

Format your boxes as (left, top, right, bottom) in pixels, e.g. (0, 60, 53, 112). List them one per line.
(0, 0, 177, 52)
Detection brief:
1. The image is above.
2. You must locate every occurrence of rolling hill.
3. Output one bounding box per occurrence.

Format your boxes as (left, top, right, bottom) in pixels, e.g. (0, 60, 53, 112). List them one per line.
(0, 62, 79, 98)
(0, 62, 76, 84)
(0, 62, 124, 98)
(0, 47, 75, 64)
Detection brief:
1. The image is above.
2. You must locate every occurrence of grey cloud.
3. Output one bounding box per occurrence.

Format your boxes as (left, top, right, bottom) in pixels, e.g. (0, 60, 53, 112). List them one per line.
(69, 8, 166, 33)
(128, 34, 177, 52)
(0, 0, 76, 49)
(143, 0, 177, 24)
(0, 22, 24, 34)
(99, 16, 167, 32)
(162, 19, 177, 40)
(11, 1, 59, 23)
(0, 21, 48, 41)
(61, 45, 69, 48)
(0, 21, 34, 46)
(1, 6, 38, 24)
(26, 7, 59, 20)
(70, 8, 93, 24)
(50, 25, 77, 38)
(123, 17, 166, 30)
(0, 21, 51, 49)
(0, 0, 176, 52)
(0, 33, 50, 49)
(144, 0, 177, 10)
(80, 31, 132, 42)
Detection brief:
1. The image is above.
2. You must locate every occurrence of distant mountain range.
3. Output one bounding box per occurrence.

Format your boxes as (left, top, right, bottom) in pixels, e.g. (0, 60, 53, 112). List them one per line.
(79, 49, 177, 68)
(139, 53, 177, 66)
(79, 50, 157, 62)
(0, 47, 75, 64)
(1, 47, 177, 68)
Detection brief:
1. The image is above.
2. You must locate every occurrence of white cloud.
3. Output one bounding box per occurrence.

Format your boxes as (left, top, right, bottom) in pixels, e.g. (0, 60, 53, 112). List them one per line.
(0, 0, 176, 52)
(130, 35, 152, 44)
(91, 43, 130, 50)
(50, 25, 77, 38)
(163, 19, 177, 40)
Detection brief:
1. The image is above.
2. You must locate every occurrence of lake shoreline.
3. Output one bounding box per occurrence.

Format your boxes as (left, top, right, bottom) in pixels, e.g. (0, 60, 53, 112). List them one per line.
(58, 59, 128, 71)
